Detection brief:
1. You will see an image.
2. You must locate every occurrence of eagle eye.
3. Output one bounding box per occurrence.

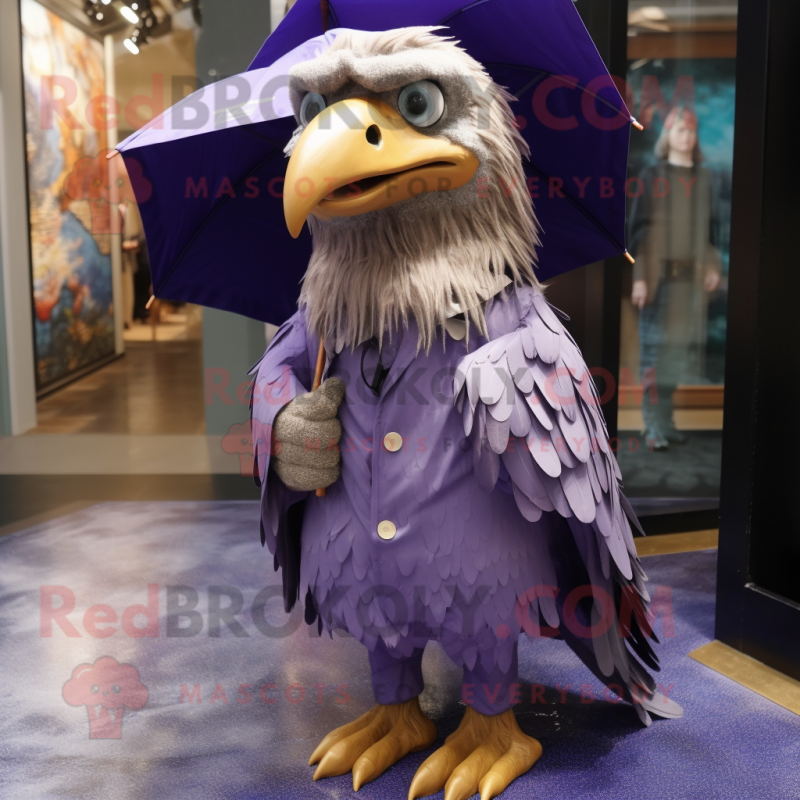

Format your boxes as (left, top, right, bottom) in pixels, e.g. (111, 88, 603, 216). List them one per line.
(300, 92, 326, 126)
(398, 81, 444, 128)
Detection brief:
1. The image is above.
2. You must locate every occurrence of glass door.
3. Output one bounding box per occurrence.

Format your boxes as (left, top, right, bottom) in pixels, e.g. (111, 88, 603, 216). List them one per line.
(615, 1, 738, 519)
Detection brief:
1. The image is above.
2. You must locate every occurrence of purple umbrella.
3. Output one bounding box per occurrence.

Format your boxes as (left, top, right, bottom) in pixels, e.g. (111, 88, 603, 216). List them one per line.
(117, 0, 635, 326)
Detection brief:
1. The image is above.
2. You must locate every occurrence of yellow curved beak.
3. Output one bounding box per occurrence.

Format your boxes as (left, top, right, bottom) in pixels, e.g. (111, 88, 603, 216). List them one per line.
(283, 97, 479, 238)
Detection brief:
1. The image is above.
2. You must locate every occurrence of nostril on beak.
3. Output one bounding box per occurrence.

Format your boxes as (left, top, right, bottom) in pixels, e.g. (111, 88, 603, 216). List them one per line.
(366, 125, 382, 147)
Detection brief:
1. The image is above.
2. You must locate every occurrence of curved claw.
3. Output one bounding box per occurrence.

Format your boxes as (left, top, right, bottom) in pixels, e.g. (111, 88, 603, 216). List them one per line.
(313, 720, 390, 780)
(308, 707, 377, 766)
(353, 713, 436, 791)
(444, 742, 505, 800)
(478, 739, 543, 800)
(352, 755, 377, 792)
(408, 737, 474, 799)
(408, 706, 541, 800)
(308, 698, 436, 790)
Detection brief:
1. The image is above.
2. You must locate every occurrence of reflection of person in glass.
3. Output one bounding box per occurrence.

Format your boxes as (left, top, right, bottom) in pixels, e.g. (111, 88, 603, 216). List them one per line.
(121, 201, 152, 323)
(628, 107, 721, 451)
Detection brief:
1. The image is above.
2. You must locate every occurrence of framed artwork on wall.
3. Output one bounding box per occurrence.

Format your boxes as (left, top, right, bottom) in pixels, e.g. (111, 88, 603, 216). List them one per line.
(20, 0, 116, 392)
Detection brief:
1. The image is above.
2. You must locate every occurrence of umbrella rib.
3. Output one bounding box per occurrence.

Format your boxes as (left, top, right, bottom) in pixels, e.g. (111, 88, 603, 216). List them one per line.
(157, 136, 287, 296)
(525, 158, 625, 253)
(513, 71, 548, 98)
(120, 84, 240, 152)
(327, 0, 341, 29)
(482, 63, 629, 252)
(485, 62, 630, 119)
(438, 0, 492, 25)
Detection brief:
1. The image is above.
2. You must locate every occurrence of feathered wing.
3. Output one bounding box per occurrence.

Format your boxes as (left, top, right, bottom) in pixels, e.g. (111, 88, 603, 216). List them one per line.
(455, 286, 683, 725)
(250, 312, 314, 615)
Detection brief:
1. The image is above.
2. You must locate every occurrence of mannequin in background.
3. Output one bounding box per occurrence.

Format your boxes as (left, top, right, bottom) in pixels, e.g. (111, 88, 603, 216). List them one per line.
(628, 107, 721, 450)
(120, 203, 136, 329)
(121, 201, 152, 322)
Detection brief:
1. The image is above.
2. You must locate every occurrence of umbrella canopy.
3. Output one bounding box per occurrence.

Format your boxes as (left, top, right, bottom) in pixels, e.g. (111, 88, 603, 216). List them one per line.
(117, 0, 633, 326)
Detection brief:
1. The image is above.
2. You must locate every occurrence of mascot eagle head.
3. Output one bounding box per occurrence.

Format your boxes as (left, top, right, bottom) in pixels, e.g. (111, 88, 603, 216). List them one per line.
(283, 27, 541, 351)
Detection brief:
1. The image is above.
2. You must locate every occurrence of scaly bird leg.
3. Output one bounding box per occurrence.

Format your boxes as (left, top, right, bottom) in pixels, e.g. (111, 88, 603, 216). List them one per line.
(309, 697, 437, 791)
(408, 706, 542, 800)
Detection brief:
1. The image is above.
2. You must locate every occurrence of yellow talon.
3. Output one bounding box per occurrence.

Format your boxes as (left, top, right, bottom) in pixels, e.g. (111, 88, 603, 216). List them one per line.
(308, 697, 435, 789)
(410, 707, 541, 800)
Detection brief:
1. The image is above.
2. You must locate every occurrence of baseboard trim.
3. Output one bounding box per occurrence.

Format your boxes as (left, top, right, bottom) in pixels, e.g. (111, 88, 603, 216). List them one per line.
(635, 529, 719, 556)
(689, 640, 800, 717)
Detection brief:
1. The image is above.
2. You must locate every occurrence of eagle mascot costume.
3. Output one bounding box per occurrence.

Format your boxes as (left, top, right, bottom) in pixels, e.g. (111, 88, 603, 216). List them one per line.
(248, 25, 683, 800)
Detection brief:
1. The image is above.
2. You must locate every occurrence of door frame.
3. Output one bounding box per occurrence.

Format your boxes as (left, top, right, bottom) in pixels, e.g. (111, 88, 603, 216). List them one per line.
(715, 0, 800, 680)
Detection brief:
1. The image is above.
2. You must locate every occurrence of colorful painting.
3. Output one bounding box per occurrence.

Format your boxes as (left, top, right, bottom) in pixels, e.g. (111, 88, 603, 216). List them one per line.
(21, 0, 116, 390)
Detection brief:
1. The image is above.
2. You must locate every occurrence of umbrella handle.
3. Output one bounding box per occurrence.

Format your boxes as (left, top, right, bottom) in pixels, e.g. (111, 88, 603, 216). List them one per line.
(312, 338, 327, 497)
(320, 0, 329, 32)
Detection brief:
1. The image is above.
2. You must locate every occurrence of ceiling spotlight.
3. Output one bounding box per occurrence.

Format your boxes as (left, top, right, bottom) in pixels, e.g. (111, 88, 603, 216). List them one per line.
(123, 37, 139, 54)
(132, 2, 138, 8)
(120, 5, 139, 23)
(130, 26, 148, 45)
(96, 11, 103, 18)
(101, 0, 111, 5)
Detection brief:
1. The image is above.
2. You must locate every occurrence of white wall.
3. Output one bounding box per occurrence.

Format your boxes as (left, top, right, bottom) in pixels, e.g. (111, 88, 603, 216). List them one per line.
(0, 0, 38, 435)
(104, 34, 125, 357)
(270, 0, 287, 31)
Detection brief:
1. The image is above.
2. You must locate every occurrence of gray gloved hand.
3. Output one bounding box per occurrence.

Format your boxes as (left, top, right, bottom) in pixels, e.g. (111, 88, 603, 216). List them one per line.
(271, 377, 345, 492)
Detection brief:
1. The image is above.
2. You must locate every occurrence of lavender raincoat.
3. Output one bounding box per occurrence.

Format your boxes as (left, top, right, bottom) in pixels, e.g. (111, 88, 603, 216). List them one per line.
(251, 282, 681, 723)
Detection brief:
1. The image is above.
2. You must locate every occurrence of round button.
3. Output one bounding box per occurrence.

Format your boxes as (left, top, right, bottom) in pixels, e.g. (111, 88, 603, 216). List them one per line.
(377, 520, 397, 540)
(383, 432, 403, 452)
